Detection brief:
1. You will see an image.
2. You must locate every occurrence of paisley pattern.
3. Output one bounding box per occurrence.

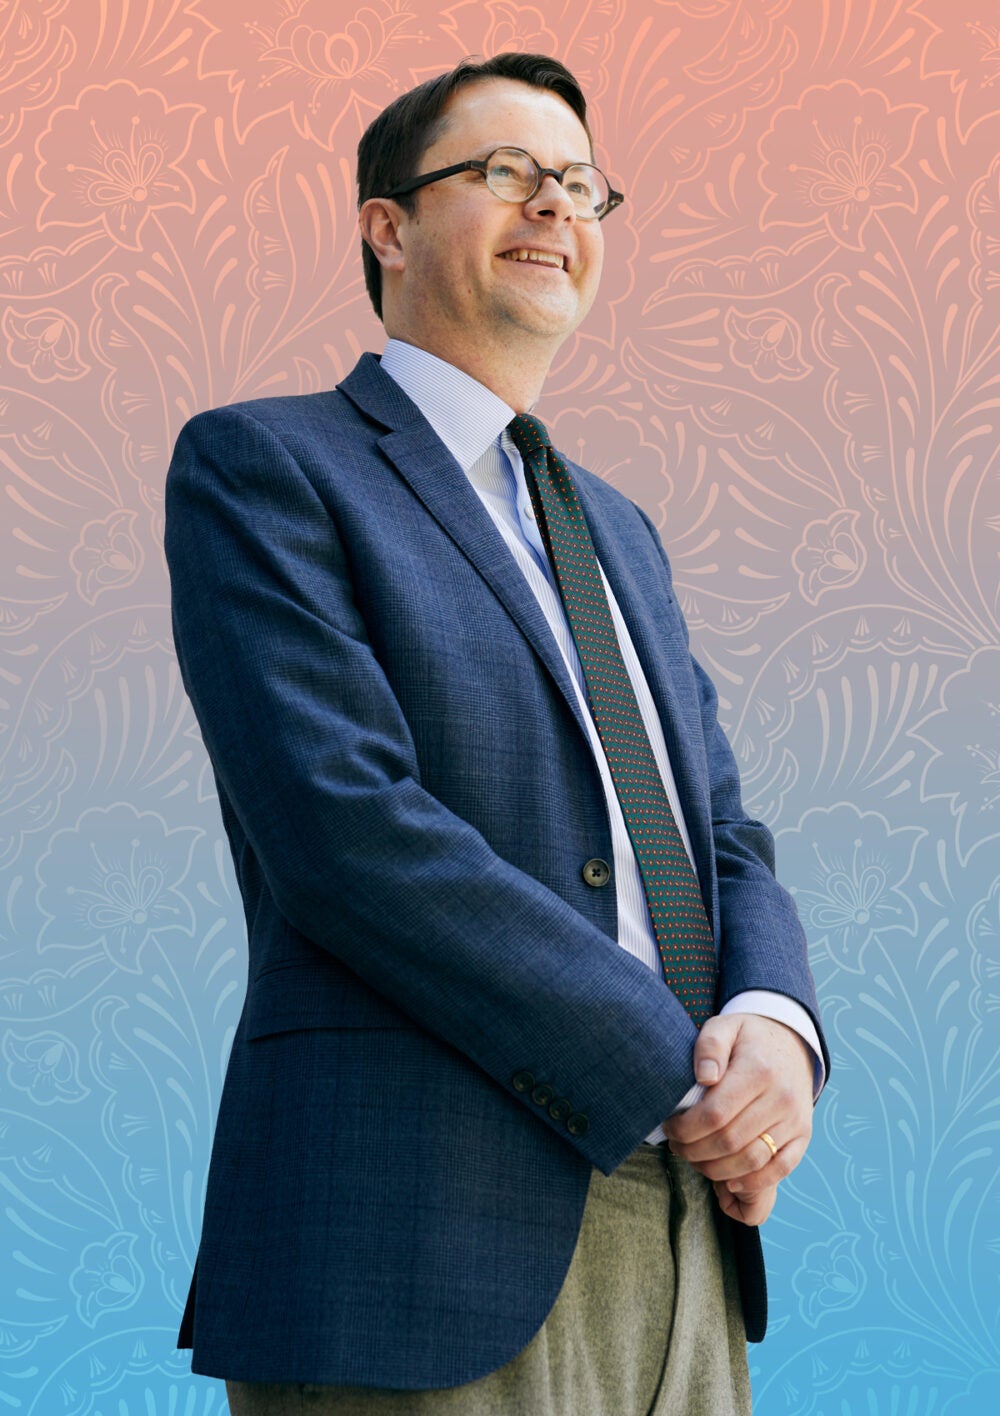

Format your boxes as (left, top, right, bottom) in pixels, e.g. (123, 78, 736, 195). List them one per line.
(2, 2, 997, 1410)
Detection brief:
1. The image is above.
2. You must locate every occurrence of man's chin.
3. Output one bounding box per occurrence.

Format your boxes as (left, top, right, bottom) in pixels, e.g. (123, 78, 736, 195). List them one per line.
(495, 296, 584, 342)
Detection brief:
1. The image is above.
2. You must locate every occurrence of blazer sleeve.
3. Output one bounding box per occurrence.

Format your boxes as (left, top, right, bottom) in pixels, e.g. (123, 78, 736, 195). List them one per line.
(631, 504, 829, 1080)
(164, 402, 704, 1175)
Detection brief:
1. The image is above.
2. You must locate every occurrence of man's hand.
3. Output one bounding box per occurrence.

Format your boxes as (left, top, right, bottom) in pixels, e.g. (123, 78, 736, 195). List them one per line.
(662, 1014, 814, 1224)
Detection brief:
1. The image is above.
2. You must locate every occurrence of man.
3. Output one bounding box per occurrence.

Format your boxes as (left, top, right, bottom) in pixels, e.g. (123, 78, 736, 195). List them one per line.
(165, 51, 827, 1415)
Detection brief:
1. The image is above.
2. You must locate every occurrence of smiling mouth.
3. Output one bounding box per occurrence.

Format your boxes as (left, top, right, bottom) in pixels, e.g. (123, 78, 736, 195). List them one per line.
(498, 248, 567, 270)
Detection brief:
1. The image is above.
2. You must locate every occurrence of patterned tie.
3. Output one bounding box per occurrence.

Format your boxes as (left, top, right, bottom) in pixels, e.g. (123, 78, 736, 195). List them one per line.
(507, 413, 717, 1027)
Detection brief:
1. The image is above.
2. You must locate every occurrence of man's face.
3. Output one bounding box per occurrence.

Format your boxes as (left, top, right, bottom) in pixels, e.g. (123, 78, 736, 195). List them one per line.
(391, 78, 605, 355)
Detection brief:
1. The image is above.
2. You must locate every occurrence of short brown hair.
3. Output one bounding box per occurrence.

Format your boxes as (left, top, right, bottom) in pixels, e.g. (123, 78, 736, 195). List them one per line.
(356, 53, 593, 321)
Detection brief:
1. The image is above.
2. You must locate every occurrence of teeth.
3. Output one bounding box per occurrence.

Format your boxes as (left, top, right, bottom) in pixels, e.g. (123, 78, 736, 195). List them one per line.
(500, 248, 564, 268)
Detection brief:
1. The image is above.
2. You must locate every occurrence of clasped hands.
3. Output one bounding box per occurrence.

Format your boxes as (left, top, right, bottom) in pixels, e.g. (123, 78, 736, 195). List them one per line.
(661, 1014, 815, 1226)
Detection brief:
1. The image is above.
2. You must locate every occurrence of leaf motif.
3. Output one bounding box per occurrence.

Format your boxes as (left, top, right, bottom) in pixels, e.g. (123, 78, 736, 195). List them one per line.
(620, 332, 845, 513)
(0, 232, 109, 301)
(88, 881, 244, 1313)
(91, 264, 208, 505)
(646, 232, 829, 311)
(733, 606, 968, 824)
(0, 1106, 124, 1331)
(22, 1326, 192, 1415)
(0, 953, 117, 1028)
(819, 884, 1000, 1359)
(86, 0, 195, 69)
(611, 8, 796, 227)
(237, 146, 366, 398)
(0, 389, 117, 504)
(0, 611, 174, 871)
(0, 11, 74, 149)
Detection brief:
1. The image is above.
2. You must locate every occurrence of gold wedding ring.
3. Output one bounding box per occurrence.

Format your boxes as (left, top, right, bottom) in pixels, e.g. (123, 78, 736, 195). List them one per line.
(759, 1131, 778, 1159)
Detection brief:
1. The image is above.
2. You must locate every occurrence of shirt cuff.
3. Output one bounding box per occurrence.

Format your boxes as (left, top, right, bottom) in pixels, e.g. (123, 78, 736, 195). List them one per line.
(658, 990, 825, 1131)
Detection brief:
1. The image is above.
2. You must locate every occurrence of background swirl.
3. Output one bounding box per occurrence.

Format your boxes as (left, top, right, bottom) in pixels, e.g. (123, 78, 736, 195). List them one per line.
(3, 2, 998, 1411)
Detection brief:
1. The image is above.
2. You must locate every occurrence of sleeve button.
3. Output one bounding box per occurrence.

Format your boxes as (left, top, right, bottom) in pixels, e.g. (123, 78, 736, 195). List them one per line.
(531, 1083, 556, 1107)
(566, 1112, 590, 1137)
(512, 1070, 535, 1093)
(548, 1096, 572, 1121)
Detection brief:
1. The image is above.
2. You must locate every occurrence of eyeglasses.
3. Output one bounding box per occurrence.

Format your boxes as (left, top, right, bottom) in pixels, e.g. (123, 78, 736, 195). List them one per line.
(382, 146, 624, 221)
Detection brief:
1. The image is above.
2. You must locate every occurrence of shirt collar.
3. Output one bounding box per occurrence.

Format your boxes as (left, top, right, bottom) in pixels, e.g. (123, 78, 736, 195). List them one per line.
(380, 338, 527, 473)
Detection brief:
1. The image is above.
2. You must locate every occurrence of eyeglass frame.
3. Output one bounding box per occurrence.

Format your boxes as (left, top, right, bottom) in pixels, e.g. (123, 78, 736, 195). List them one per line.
(380, 146, 625, 220)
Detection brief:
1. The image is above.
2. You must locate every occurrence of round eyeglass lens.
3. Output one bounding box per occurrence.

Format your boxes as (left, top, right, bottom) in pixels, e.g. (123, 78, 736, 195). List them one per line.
(485, 148, 609, 218)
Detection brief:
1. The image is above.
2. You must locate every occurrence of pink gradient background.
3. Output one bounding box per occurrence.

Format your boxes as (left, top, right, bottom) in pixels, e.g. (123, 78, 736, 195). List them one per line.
(3, 3, 999, 1412)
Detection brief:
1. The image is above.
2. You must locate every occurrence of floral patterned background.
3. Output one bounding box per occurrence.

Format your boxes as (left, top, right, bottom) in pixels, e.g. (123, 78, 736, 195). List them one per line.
(3, 1, 999, 1412)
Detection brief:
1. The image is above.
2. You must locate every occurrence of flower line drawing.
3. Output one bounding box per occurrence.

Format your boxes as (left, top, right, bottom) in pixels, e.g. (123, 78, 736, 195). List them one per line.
(724, 307, 812, 382)
(2, 308, 89, 382)
(36, 804, 200, 973)
(759, 81, 923, 250)
(70, 510, 144, 605)
(36, 82, 200, 250)
(792, 1232, 867, 1327)
(69, 1232, 143, 1326)
(4, 1030, 89, 1105)
(793, 509, 867, 604)
(778, 803, 924, 972)
(195, 0, 429, 148)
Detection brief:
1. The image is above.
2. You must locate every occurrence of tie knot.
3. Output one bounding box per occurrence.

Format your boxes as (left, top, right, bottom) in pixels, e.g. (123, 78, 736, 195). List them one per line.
(507, 413, 551, 459)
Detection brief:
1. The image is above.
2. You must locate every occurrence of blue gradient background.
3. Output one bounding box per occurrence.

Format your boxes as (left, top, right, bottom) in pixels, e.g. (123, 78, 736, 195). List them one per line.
(2, 2, 998, 1412)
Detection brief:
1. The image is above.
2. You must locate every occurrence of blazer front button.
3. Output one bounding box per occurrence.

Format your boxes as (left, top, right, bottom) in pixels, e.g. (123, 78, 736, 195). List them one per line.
(512, 1070, 535, 1093)
(566, 1112, 590, 1137)
(582, 858, 611, 887)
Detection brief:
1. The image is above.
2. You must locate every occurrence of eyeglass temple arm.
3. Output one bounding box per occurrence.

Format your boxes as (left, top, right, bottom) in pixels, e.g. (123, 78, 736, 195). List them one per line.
(381, 161, 483, 200)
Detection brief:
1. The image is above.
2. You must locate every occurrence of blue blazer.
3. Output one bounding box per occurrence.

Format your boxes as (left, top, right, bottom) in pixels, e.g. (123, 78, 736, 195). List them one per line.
(165, 352, 827, 1388)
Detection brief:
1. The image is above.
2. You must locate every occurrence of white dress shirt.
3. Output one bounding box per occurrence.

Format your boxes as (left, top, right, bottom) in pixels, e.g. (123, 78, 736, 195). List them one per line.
(379, 339, 823, 1141)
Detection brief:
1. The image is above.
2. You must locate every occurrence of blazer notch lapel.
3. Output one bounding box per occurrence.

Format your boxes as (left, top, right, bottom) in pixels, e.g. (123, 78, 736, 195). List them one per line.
(375, 424, 592, 748)
(335, 353, 594, 781)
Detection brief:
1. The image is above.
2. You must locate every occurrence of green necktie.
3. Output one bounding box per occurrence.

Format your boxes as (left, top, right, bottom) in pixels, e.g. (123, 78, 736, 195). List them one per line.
(507, 413, 717, 1027)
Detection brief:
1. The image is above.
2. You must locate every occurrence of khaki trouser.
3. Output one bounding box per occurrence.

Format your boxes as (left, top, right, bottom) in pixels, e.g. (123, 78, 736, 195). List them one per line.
(226, 1143, 752, 1416)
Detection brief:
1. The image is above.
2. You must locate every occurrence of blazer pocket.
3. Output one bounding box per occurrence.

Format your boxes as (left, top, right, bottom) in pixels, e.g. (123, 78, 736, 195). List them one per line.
(244, 959, 416, 1039)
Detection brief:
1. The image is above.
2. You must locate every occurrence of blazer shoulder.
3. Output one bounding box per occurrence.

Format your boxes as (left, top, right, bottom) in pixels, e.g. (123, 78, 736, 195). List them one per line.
(179, 387, 359, 444)
(177, 348, 399, 447)
(564, 454, 669, 550)
(562, 452, 652, 519)
(169, 389, 379, 503)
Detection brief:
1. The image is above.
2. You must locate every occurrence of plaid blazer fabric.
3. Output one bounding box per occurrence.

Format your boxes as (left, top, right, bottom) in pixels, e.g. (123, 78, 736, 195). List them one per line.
(164, 352, 827, 1387)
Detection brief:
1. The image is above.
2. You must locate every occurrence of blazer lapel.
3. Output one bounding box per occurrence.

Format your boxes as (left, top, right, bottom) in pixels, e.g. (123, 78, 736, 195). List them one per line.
(337, 355, 592, 746)
(337, 354, 715, 925)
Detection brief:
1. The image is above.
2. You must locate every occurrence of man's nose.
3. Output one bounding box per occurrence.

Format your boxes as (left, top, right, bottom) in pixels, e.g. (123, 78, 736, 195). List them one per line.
(525, 174, 576, 219)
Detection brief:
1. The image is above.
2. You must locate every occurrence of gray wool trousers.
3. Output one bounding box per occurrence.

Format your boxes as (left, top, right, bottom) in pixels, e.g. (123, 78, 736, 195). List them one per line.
(226, 1143, 753, 1416)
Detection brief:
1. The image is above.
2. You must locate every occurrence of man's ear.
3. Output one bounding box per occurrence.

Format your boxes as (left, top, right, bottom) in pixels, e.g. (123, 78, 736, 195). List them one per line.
(359, 198, 406, 276)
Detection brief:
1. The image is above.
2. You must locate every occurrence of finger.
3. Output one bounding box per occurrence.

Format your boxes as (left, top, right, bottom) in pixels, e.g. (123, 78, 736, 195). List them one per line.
(692, 1013, 740, 1087)
(664, 1063, 767, 1145)
(724, 1132, 809, 1196)
(667, 1095, 790, 1167)
(672, 1123, 790, 1182)
(713, 1180, 776, 1227)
